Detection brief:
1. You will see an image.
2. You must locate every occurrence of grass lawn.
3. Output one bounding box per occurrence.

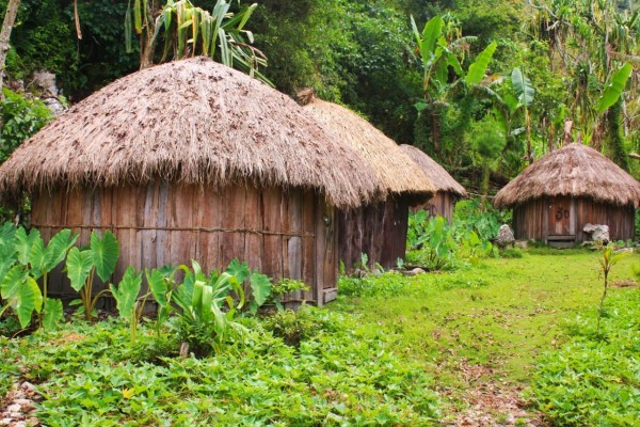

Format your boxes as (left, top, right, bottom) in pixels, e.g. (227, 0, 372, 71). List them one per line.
(334, 249, 640, 424)
(1, 249, 638, 425)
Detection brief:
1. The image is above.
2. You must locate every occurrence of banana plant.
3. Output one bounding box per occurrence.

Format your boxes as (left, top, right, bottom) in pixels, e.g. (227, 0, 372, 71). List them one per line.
(66, 231, 119, 321)
(596, 62, 632, 114)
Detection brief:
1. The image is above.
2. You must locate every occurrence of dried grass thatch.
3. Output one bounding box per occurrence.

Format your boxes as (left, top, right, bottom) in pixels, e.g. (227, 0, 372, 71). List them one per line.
(300, 95, 435, 199)
(0, 57, 383, 208)
(493, 143, 640, 208)
(399, 144, 467, 197)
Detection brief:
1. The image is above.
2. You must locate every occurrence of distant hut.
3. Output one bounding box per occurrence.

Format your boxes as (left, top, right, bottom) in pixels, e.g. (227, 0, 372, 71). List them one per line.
(301, 95, 435, 270)
(0, 58, 383, 305)
(400, 144, 467, 221)
(493, 143, 640, 245)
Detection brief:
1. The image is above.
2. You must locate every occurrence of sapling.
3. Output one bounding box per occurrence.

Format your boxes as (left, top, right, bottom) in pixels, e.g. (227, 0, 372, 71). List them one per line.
(596, 244, 628, 335)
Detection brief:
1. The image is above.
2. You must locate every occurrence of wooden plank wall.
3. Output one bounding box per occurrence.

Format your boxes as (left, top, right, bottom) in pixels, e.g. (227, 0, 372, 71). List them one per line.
(575, 198, 635, 241)
(411, 191, 456, 222)
(512, 198, 546, 241)
(31, 182, 336, 304)
(337, 196, 410, 271)
(512, 197, 636, 242)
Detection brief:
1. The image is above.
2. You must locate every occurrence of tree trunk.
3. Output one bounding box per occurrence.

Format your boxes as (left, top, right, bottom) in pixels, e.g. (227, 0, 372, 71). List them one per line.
(0, 0, 21, 103)
(139, 0, 159, 69)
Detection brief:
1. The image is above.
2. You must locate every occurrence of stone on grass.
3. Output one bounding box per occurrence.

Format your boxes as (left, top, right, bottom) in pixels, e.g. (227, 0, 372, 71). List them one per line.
(496, 224, 515, 248)
(583, 223, 610, 243)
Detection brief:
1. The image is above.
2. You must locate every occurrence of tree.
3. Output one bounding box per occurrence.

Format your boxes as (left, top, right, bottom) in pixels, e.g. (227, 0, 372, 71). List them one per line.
(0, 0, 20, 104)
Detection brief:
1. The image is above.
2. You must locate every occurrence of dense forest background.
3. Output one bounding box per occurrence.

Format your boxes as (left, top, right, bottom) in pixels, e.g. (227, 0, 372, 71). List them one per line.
(1, 0, 639, 193)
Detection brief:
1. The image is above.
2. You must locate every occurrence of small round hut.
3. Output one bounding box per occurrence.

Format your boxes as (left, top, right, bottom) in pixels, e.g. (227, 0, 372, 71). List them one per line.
(400, 144, 467, 221)
(0, 57, 383, 305)
(493, 143, 640, 245)
(301, 95, 435, 270)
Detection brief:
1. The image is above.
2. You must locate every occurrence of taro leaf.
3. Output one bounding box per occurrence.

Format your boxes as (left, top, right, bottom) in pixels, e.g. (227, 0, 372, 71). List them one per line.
(596, 63, 632, 113)
(0, 222, 16, 252)
(511, 67, 535, 107)
(29, 238, 46, 280)
(146, 268, 170, 307)
(249, 272, 272, 306)
(66, 248, 94, 292)
(90, 231, 119, 282)
(110, 266, 142, 322)
(44, 229, 78, 272)
(1, 265, 28, 300)
(226, 258, 249, 284)
(16, 278, 43, 328)
(15, 227, 41, 266)
(42, 298, 64, 330)
(465, 41, 497, 86)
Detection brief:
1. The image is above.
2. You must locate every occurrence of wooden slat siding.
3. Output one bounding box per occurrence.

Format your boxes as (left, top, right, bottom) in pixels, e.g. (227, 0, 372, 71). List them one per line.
(412, 191, 456, 222)
(243, 185, 263, 273)
(287, 188, 303, 283)
(30, 183, 339, 304)
(299, 190, 315, 301)
(221, 184, 246, 268)
(261, 187, 283, 282)
(513, 198, 546, 241)
(170, 184, 195, 268)
(381, 197, 409, 268)
(575, 198, 635, 241)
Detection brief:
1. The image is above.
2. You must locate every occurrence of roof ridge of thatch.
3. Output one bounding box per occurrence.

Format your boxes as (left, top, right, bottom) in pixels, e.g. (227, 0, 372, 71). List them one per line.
(493, 142, 640, 208)
(301, 96, 435, 198)
(399, 144, 467, 197)
(0, 57, 384, 208)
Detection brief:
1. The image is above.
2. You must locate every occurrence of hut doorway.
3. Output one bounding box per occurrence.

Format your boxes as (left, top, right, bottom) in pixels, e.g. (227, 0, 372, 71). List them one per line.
(547, 196, 575, 245)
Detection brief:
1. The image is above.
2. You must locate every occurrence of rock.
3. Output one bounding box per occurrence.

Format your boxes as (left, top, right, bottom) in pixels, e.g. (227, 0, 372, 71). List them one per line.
(496, 224, 515, 248)
(5, 404, 22, 413)
(403, 267, 426, 276)
(583, 223, 610, 243)
(30, 71, 66, 116)
(514, 240, 528, 250)
(19, 382, 35, 393)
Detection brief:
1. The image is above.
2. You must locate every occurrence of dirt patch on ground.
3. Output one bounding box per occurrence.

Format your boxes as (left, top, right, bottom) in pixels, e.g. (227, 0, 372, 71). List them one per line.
(440, 360, 547, 427)
(0, 382, 41, 427)
(610, 279, 638, 288)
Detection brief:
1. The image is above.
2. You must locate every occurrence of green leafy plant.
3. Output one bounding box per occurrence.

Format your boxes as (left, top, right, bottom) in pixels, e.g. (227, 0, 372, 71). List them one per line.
(265, 278, 309, 311)
(596, 244, 629, 335)
(0, 224, 76, 330)
(110, 266, 144, 343)
(66, 231, 119, 321)
(1, 89, 52, 163)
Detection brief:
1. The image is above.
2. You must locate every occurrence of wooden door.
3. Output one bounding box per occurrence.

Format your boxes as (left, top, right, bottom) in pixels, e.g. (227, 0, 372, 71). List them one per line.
(547, 196, 575, 236)
(316, 197, 338, 305)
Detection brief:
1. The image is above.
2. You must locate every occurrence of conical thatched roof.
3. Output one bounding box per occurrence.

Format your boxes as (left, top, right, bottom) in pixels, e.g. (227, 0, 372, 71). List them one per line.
(399, 144, 467, 197)
(494, 143, 640, 208)
(0, 57, 382, 208)
(301, 95, 435, 198)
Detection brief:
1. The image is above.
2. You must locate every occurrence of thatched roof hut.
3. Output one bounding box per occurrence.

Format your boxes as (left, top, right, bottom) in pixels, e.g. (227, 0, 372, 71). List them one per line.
(400, 144, 467, 220)
(302, 95, 435, 269)
(0, 57, 383, 304)
(494, 143, 640, 245)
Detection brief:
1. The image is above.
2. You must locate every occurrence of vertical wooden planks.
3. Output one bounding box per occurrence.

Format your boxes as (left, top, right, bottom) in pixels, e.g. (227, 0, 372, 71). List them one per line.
(287, 188, 303, 281)
(200, 186, 223, 273)
(261, 187, 283, 281)
(141, 181, 159, 275)
(222, 184, 246, 267)
(170, 184, 195, 267)
(155, 183, 170, 268)
(301, 190, 315, 301)
(243, 185, 263, 273)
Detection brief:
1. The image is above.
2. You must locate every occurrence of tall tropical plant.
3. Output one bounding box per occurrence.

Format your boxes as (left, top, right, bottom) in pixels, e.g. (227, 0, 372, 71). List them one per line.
(126, 0, 270, 84)
(66, 230, 119, 321)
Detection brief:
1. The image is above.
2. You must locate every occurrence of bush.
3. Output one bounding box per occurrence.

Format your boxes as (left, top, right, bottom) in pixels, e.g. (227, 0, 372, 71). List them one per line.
(530, 289, 640, 426)
(1, 89, 52, 163)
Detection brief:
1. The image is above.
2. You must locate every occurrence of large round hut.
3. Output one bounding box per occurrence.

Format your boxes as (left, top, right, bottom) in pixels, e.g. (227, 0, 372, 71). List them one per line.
(0, 57, 383, 305)
(400, 144, 467, 220)
(301, 95, 435, 270)
(493, 143, 640, 245)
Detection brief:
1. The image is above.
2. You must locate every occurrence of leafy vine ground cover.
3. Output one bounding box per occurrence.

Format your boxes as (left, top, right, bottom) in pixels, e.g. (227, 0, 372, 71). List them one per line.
(1, 250, 639, 425)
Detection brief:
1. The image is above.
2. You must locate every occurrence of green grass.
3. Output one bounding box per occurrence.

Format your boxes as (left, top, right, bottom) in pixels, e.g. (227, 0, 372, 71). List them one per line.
(334, 249, 640, 420)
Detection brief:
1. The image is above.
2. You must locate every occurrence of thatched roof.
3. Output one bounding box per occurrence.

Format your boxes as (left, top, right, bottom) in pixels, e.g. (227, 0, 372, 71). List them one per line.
(399, 144, 467, 197)
(301, 95, 435, 198)
(493, 143, 640, 208)
(0, 57, 382, 208)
